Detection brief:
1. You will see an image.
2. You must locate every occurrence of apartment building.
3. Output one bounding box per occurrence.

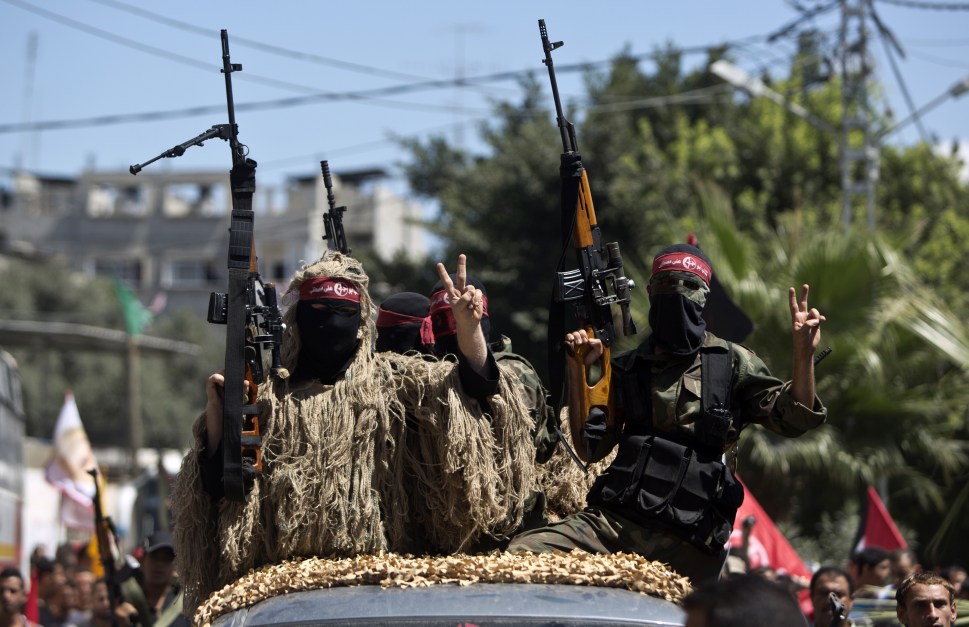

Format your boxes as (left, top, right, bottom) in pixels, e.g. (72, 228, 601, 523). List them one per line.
(0, 167, 428, 318)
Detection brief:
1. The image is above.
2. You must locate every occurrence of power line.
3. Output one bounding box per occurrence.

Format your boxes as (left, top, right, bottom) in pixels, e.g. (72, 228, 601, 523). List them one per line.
(1, 0, 510, 115)
(875, 0, 969, 9)
(84, 0, 521, 100)
(906, 48, 969, 69)
(0, 36, 775, 135)
(85, 0, 435, 83)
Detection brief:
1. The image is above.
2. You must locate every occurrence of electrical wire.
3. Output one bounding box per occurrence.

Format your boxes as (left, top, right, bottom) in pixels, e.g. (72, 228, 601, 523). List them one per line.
(875, 0, 969, 9)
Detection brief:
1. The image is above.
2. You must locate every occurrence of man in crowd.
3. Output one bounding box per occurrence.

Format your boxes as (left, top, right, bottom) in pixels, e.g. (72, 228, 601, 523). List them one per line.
(809, 566, 854, 627)
(895, 571, 957, 627)
(509, 243, 827, 584)
(848, 547, 895, 625)
(1, 568, 38, 627)
(682, 573, 808, 626)
(115, 532, 185, 627)
(891, 549, 921, 588)
(77, 581, 111, 627)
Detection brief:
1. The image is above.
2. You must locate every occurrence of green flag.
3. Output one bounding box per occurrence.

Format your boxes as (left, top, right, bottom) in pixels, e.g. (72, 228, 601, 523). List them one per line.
(113, 279, 153, 336)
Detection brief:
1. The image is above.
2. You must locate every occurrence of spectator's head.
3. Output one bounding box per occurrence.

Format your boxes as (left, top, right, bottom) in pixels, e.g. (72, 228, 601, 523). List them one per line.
(75, 542, 94, 573)
(55, 542, 80, 574)
(851, 546, 892, 588)
(45, 572, 71, 618)
(141, 531, 176, 587)
(375, 292, 434, 355)
(682, 573, 808, 627)
(940, 565, 966, 590)
(895, 571, 957, 627)
(647, 244, 713, 355)
(892, 548, 921, 586)
(33, 555, 58, 599)
(810, 566, 855, 627)
(427, 274, 490, 357)
(73, 569, 95, 612)
(0, 567, 27, 619)
(89, 580, 112, 622)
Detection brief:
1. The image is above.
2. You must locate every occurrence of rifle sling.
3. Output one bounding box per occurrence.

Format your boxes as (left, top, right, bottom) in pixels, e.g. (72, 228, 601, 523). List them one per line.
(222, 161, 256, 502)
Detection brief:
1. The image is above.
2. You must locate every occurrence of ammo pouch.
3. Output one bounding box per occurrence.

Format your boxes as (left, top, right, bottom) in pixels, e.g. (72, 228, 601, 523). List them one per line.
(587, 434, 744, 554)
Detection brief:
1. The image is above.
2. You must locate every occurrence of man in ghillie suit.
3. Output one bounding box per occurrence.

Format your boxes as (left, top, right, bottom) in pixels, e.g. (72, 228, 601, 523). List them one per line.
(173, 252, 537, 614)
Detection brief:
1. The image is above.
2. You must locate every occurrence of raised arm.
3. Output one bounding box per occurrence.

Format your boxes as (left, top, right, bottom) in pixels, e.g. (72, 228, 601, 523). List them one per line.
(789, 283, 825, 407)
(436, 254, 489, 376)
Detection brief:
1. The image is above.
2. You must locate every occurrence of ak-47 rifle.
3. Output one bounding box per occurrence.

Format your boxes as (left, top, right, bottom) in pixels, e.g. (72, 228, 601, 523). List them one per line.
(539, 20, 637, 457)
(129, 30, 283, 501)
(88, 468, 130, 626)
(320, 161, 351, 254)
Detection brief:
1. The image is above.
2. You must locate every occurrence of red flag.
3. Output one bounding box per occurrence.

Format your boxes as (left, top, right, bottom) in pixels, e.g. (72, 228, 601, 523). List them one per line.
(729, 477, 810, 579)
(852, 486, 907, 553)
(24, 565, 39, 622)
(729, 477, 814, 616)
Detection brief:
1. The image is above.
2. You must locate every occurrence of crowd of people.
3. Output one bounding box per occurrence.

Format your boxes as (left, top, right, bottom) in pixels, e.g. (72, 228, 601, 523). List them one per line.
(1, 532, 185, 627)
(683, 545, 966, 626)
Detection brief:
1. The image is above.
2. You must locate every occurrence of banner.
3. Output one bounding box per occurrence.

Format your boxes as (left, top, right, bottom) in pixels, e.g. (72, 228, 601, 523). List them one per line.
(44, 391, 98, 531)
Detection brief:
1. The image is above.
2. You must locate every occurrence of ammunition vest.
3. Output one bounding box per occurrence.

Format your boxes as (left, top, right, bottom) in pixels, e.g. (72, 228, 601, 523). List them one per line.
(586, 344, 745, 554)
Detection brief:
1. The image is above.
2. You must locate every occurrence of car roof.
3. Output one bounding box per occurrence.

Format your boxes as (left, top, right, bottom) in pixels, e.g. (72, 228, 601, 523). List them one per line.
(212, 582, 686, 627)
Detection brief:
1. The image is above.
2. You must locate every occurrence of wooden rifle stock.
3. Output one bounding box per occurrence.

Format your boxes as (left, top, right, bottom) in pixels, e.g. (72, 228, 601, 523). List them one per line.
(568, 167, 614, 429)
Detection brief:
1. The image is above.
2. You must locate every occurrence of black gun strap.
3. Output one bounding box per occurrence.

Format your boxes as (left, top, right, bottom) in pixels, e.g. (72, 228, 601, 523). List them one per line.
(547, 153, 583, 433)
(700, 342, 734, 412)
(222, 160, 256, 502)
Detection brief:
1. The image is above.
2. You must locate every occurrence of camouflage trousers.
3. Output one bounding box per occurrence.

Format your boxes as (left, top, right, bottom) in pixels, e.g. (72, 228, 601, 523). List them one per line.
(506, 506, 727, 584)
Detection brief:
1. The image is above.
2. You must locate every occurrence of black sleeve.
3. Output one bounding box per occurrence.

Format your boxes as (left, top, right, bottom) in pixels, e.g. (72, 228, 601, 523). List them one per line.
(457, 349, 500, 400)
(199, 435, 225, 501)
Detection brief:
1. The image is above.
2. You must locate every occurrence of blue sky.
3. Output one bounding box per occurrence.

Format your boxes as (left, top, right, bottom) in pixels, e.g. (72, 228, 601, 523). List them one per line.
(2, 0, 968, 197)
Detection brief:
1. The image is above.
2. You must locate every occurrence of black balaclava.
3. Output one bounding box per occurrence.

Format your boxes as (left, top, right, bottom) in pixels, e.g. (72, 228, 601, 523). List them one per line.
(427, 274, 490, 358)
(648, 244, 713, 356)
(293, 276, 362, 384)
(375, 292, 434, 354)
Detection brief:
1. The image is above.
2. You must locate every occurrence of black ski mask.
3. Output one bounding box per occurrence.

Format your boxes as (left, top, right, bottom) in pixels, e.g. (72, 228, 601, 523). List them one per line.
(647, 244, 713, 356)
(428, 274, 490, 358)
(376, 292, 434, 355)
(293, 276, 362, 383)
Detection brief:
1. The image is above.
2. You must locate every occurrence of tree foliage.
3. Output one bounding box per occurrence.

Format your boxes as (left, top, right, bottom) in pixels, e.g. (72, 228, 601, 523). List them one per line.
(0, 255, 220, 451)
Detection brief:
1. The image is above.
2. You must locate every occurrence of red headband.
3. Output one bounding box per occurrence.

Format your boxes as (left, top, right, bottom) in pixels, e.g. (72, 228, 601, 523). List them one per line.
(651, 253, 712, 283)
(299, 277, 361, 302)
(376, 308, 435, 347)
(428, 289, 489, 337)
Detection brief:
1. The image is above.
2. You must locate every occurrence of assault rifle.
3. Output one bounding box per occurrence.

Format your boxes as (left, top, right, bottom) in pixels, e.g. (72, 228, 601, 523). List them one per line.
(320, 161, 351, 254)
(88, 468, 133, 626)
(129, 30, 283, 501)
(539, 20, 637, 456)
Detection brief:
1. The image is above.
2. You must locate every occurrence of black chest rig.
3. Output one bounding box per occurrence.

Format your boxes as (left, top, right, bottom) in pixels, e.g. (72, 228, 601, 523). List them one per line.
(586, 345, 745, 555)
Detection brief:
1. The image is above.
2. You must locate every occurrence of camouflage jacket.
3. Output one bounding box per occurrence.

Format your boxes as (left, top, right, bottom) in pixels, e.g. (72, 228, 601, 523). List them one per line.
(492, 335, 559, 463)
(589, 332, 827, 468)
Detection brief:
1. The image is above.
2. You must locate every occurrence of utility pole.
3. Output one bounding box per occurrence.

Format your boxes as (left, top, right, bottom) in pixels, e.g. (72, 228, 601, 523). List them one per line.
(839, 0, 878, 230)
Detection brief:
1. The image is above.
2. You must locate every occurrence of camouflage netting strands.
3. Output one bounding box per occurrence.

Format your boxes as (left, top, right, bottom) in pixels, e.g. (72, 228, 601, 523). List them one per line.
(172, 251, 538, 614)
(194, 551, 693, 627)
(538, 409, 616, 520)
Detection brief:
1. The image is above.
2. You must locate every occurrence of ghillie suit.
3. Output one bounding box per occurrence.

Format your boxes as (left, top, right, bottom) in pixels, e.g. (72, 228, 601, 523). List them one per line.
(173, 252, 537, 614)
(537, 408, 615, 521)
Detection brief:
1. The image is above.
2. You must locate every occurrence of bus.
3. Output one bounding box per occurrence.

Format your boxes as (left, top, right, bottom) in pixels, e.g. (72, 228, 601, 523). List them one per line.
(0, 349, 25, 570)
